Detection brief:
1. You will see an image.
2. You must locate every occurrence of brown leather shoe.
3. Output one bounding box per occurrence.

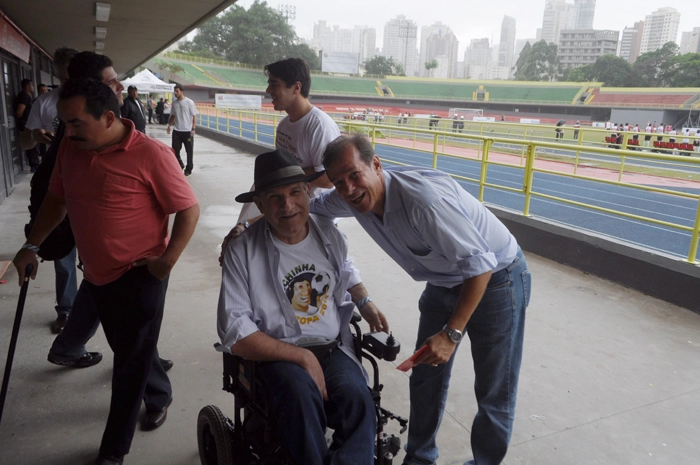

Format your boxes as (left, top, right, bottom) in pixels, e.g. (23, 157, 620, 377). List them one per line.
(141, 397, 172, 431)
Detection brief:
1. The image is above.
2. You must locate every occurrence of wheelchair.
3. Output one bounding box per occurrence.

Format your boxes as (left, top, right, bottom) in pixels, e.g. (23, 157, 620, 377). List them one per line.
(197, 312, 408, 465)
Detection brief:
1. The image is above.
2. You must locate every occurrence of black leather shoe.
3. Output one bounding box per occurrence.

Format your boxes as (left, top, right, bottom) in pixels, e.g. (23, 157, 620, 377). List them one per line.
(48, 351, 102, 368)
(51, 314, 68, 334)
(94, 454, 124, 465)
(159, 358, 173, 372)
(142, 397, 172, 431)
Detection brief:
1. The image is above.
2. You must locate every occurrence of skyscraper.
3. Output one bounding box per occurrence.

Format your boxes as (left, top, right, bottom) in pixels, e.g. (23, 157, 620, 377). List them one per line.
(572, 0, 596, 29)
(419, 22, 459, 78)
(679, 27, 700, 55)
(383, 15, 418, 76)
(619, 21, 644, 63)
(498, 16, 517, 77)
(353, 26, 377, 65)
(540, 0, 572, 45)
(639, 7, 681, 54)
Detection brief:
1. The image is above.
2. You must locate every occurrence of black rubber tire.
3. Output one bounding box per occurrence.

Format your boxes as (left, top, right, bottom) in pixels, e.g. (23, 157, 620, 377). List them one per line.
(197, 405, 236, 465)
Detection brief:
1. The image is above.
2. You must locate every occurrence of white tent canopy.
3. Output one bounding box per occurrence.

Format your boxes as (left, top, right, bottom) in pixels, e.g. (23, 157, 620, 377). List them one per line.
(121, 69, 175, 94)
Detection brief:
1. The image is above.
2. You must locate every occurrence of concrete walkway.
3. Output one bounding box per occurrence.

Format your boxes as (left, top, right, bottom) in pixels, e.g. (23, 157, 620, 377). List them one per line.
(1, 124, 699, 465)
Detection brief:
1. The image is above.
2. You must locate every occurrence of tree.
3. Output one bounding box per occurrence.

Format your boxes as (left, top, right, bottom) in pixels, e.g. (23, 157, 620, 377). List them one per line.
(513, 41, 531, 76)
(514, 40, 561, 81)
(424, 59, 438, 77)
(364, 56, 402, 76)
(632, 42, 678, 87)
(156, 61, 185, 76)
(665, 53, 700, 87)
(566, 55, 637, 86)
(178, 1, 318, 68)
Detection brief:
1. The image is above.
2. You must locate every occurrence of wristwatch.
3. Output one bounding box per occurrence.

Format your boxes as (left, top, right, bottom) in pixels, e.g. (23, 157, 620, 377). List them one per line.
(442, 325, 463, 344)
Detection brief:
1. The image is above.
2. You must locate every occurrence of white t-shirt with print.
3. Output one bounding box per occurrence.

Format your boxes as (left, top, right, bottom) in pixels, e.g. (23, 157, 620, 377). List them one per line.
(276, 106, 340, 198)
(272, 228, 340, 339)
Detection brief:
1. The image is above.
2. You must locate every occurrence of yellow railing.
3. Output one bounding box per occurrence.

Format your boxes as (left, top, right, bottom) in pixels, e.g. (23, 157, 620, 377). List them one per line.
(196, 105, 700, 263)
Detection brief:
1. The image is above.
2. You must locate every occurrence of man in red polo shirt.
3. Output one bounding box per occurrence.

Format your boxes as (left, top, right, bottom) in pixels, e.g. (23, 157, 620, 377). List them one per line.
(13, 78, 200, 465)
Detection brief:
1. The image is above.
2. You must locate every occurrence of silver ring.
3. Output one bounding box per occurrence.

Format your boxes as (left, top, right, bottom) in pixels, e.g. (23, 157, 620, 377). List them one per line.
(431, 363, 438, 367)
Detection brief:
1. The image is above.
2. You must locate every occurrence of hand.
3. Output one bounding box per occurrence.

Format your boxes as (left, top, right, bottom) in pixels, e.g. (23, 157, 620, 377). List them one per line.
(31, 128, 55, 145)
(132, 256, 172, 280)
(359, 302, 389, 333)
(414, 331, 457, 367)
(166, 126, 172, 134)
(191, 129, 195, 136)
(218, 224, 246, 266)
(299, 350, 328, 400)
(12, 248, 39, 286)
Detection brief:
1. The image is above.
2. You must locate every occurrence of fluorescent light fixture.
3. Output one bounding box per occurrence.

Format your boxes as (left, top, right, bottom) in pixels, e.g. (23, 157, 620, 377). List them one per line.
(95, 2, 111, 22)
(95, 27, 107, 39)
(95, 41, 105, 50)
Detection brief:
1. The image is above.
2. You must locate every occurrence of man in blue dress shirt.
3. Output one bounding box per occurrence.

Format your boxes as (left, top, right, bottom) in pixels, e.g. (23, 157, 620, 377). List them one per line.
(311, 134, 532, 465)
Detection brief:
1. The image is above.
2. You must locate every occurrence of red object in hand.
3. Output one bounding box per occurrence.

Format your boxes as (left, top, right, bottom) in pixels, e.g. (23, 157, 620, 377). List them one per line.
(396, 345, 429, 372)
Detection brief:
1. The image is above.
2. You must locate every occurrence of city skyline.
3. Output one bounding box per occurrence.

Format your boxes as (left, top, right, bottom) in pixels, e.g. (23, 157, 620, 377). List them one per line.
(230, 0, 699, 57)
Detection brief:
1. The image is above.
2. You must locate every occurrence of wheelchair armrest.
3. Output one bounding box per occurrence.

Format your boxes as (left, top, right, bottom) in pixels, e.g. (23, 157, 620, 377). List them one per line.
(362, 331, 401, 362)
(351, 310, 362, 323)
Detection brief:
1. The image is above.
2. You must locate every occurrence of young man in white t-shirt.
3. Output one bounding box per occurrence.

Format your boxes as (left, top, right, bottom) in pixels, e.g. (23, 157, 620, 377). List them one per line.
(220, 58, 341, 262)
(218, 150, 388, 465)
(167, 83, 198, 176)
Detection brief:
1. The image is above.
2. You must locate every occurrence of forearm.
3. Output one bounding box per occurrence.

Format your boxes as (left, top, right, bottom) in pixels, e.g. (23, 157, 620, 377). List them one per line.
(348, 282, 370, 306)
(20, 128, 37, 150)
(231, 331, 312, 365)
(303, 167, 333, 189)
(192, 115, 197, 130)
(168, 115, 175, 126)
(447, 272, 492, 331)
(27, 192, 68, 246)
(161, 204, 200, 266)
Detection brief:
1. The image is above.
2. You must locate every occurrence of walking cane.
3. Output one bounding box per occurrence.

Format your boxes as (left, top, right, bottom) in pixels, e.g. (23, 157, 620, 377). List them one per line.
(0, 264, 34, 425)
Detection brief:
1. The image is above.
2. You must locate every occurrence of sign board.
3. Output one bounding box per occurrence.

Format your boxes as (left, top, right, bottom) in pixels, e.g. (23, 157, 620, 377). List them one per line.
(519, 118, 541, 124)
(0, 18, 30, 62)
(215, 94, 262, 110)
(320, 51, 359, 75)
(591, 122, 606, 128)
(473, 117, 496, 122)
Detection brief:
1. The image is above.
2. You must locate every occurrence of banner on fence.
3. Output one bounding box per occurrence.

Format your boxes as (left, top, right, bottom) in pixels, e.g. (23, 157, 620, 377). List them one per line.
(519, 118, 541, 124)
(215, 94, 262, 110)
(473, 117, 496, 122)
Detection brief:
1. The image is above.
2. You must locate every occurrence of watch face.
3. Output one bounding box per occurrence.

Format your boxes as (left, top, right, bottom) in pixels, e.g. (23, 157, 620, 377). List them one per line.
(450, 331, 462, 343)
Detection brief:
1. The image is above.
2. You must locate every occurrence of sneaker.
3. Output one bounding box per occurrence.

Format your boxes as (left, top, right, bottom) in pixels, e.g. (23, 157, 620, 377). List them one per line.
(184, 171, 192, 177)
(48, 351, 103, 368)
(51, 314, 68, 334)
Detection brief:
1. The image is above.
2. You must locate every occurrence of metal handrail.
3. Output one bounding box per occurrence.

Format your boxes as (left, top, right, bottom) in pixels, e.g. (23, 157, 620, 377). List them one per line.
(195, 105, 700, 263)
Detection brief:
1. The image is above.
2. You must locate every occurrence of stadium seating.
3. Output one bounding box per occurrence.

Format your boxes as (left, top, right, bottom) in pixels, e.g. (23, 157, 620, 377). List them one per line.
(311, 76, 381, 96)
(485, 85, 581, 104)
(588, 92, 695, 107)
(385, 80, 479, 100)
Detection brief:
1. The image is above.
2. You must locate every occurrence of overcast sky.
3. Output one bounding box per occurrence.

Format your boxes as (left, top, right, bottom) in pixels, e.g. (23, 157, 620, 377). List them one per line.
(230, 0, 700, 56)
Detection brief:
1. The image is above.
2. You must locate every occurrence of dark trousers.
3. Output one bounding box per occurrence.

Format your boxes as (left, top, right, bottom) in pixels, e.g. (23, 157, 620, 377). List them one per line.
(147, 108, 153, 123)
(172, 130, 194, 174)
(257, 349, 375, 465)
(86, 267, 172, 457)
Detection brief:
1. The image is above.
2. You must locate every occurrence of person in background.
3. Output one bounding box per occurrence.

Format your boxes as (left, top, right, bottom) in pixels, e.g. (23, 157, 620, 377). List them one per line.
(166, 84, 198, 177)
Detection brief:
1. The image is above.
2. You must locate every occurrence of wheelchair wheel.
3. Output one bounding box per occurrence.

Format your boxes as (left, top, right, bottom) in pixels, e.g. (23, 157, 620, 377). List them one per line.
(197, 405, 249, 465)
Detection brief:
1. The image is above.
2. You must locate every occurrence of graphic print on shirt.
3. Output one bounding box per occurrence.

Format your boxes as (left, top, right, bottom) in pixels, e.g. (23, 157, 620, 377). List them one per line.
(283, 266, 332, 325)
(276, 129, 302, 165)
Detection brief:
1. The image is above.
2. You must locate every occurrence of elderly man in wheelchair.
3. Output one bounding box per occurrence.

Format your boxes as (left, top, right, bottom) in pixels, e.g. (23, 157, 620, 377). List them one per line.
(201, 150, 405, 465)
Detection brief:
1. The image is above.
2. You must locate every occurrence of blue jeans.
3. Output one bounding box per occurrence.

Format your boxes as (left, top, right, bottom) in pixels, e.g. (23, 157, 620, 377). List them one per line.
(257, 349, 376, 465)
(54, 247, 77, 315)
(404, 249, 531, 465)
